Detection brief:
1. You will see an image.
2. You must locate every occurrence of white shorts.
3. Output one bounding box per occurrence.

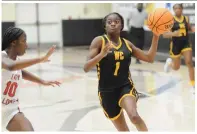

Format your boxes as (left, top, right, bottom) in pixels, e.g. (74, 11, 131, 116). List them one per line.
(2, 106, 20, 131)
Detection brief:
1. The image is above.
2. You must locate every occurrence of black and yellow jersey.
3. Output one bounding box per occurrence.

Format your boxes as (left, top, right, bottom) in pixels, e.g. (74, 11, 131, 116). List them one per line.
(96, 35, 133, 91)
(171, 15, 189, 45)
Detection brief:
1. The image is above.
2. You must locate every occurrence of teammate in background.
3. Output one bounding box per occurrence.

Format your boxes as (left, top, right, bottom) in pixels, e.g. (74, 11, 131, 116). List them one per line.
(84, 12, 159, 131)
(2, 27, 61, 131)
(163, 4, 195, 93)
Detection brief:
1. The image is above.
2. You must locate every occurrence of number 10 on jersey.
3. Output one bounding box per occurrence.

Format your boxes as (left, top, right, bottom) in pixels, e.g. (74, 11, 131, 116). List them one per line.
(3, 81, 18, 97)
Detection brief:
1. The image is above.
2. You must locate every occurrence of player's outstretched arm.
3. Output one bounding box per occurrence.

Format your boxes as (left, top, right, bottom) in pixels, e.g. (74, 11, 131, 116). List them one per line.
(22, 70, 61, 87)
(128, 34, 159, 63)
(2, 45, 56, 71)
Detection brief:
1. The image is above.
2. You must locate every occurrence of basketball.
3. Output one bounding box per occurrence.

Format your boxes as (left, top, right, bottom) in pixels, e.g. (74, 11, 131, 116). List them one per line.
(147, 8, 174, 35)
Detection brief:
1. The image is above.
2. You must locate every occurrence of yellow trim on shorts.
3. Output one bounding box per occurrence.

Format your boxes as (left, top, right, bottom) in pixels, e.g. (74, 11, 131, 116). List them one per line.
(104, 35, 122, 50)
(98, 91, 123, 121)
(170, 54, 181, 58)
(123, 38, 132, 53)
(101, 36, 105, 51)
(110, 109, 123, 121)
(181, 48, 192, 53)
(169, 41, 192, 58)
(169, 41, 181, 58)
(118, 87, 135, 107)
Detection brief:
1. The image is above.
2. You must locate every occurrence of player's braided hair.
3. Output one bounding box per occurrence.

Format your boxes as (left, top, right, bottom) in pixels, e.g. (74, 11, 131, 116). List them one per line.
(2, 27, 24, 50)
(102, 12, 124, 31)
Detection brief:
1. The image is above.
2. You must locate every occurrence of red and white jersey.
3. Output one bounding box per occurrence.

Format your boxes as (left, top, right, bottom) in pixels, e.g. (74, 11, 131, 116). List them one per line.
(1, 51, 22, 110)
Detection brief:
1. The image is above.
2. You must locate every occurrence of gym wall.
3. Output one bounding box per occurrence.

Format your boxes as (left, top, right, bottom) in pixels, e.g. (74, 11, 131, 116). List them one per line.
(2, 3, 15, 38)
(1, 3, 195, 58)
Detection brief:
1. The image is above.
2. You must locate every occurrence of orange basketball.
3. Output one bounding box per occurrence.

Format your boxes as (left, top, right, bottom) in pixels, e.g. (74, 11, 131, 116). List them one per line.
(147, 8, 174, 36)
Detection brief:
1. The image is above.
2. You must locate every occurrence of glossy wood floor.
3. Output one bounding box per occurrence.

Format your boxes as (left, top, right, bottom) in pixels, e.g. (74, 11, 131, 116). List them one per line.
(2, 47, 195, 132)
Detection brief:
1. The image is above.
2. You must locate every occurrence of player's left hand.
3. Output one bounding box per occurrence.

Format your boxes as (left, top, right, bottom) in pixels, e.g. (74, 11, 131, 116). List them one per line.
(42, 80, 61, 87)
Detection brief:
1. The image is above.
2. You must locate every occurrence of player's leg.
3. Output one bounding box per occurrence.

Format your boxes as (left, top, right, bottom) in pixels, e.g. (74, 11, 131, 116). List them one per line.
(119, 83, 147, 131)
(182, 48, 195, 89)
(98, 91, 129, 131)
(164, 42, 181, 72)
(120, 96, 147, 131)
(167, 57, 181, 70)
(111, 111, 130, 131)
(7, 112, 34, 131)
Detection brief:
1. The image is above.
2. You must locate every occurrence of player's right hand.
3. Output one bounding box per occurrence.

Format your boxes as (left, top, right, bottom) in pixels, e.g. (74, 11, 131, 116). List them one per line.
(41, 45, 56, 63)
(42, 80, 61, 87)
(100, 41, 113, 57)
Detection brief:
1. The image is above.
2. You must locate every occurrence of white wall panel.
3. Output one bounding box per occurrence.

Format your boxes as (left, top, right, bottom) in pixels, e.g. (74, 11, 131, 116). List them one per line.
(2, 3, 16, 22)
(39, 24, 60, 43)
(16, 4, 36, 24)
(38, 4, 60, 23)
(16, 25, 38, 45)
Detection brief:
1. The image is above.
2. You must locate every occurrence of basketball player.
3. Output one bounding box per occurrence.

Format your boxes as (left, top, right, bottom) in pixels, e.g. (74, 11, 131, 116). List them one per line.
(163, 4, 195, 93)
(84, 13, 159, 131)
(2, 27, 61, 131)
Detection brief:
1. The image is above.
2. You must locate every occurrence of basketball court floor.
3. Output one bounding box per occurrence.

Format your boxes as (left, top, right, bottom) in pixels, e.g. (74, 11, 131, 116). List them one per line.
(4, 46, 195, 132)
